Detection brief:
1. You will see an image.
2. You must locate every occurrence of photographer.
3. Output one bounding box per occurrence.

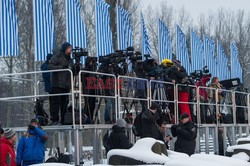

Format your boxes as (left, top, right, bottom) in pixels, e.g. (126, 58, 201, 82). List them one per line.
(81, 57, 97, 123)
(157, 115, 172, 149)
(171, 113, 197, 156)
(168, 60, 192, 121)
(141, 102, 161, 139)
(48, 42, 73, 125)
(17, 118, 48, 166)
(195, 75, 211, 123)
(98, 57, 122, 123)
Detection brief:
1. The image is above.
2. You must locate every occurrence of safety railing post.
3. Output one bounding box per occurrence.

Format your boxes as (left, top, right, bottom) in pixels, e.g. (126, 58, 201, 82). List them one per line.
(214, 126, 219, 154)
(197, 86, 201, 125)
(248, 94, 250, 126)
(175, 84, 179, 124)
(223, 126, 227, 156)
(205, 126, 209, 154)
(232, 92, 237, 126)
(215, 89, 220, 125)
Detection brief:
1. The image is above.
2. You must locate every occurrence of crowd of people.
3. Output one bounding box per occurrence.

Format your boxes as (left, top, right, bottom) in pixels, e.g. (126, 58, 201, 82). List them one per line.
(0, 119, 47, 166)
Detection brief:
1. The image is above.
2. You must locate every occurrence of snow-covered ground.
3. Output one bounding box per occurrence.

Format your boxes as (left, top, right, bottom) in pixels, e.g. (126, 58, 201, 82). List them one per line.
(106, 138, 250, 166)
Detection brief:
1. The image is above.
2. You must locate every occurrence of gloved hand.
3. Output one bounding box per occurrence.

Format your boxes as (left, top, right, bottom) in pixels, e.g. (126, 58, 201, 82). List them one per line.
(63, 65, 69, 69)
(28, 125, 35, 130)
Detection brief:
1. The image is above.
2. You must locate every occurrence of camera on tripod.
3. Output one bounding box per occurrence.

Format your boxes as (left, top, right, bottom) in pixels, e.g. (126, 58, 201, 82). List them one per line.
(72, 47, 88, 76)
(72, 47, 88, 59)
(190, 66, 211, 81)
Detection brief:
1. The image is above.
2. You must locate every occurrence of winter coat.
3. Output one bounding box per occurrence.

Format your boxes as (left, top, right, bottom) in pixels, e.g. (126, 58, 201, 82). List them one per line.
(168, 66, 188, 84)
(0, 137, 16, 166)
(16, 127, 48, 165)
(171, 121, 197, 156)
(48, 52, 73, 90)
(41, 61, 51, 93)
(209, 82, 223, 102)
(108, 125, 133, 150)
(141, 109, 161, 139)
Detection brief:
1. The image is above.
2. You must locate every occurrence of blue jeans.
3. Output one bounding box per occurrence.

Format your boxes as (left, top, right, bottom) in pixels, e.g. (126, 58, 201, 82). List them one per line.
(105, 98, 115, 123)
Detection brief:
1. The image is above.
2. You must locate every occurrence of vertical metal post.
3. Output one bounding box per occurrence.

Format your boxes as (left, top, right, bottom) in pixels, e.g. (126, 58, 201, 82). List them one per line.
(74, 129, 80, 166)
(214, 126, 219, 154)
(232, 92, 237, 125)
(117, 76, 121, 118)
(197, 87, 201, 125)
(195, 127, 200, 153)
(93, 128, 101, 164)
(248, 94, 250, 126)
(246, 126, 250, 137)
(68, 130, 73, 154)
(223, 126, 227, 156)
(175, 84, 179, 124)
(239, 126, 242, 138)
(205, 127, 209, 154)
(215, 89, 220, 125)
(231, 126, 236, 145)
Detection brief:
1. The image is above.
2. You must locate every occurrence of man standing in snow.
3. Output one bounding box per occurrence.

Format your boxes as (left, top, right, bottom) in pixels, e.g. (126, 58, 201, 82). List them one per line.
(171, 113, 197, 155)
(141, 102, 161, 139)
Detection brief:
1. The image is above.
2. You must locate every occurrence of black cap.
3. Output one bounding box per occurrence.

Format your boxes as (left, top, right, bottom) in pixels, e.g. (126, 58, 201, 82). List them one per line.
(150, 102, 159, 110)
(180, 113, 189, 120)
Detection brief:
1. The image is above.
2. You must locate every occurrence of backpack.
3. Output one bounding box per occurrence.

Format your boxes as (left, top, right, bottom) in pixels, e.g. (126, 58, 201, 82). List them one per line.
(34, 99, 49, 126)
(132, 112, 143, 137)
(103, 130, 112, 154)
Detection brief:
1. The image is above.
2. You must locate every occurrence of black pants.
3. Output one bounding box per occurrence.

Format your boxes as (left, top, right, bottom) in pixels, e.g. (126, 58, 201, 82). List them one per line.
(84, 97, 96, 122)
(50, 87, 69, 124)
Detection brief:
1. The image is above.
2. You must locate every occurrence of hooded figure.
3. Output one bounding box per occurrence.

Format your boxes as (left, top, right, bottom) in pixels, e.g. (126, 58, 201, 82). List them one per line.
(0, 128, 17, 166)
(41, 53, 53, 93)
(48, 42, 73, 125)
(16, 118, 48, 166)
(107, 119, 133, 151)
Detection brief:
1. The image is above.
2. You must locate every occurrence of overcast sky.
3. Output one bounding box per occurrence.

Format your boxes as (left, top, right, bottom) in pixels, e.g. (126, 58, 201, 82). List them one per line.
(142, 0, 250, 21)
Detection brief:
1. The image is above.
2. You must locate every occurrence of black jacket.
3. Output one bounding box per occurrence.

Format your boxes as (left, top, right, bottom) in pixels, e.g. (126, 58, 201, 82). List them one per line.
(48, 52, 73, 90)
(108, 125, 133, 150)
(171, 121, 197, 156)
(168, 66, 187, 84)
(141, 109, 161, 139)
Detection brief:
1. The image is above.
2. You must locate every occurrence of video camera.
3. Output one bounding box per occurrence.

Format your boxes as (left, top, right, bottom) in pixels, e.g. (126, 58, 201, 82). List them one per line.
(72, 47, 88, 60)
(190, 66, 211, 80)
(71, 47, 88, 76)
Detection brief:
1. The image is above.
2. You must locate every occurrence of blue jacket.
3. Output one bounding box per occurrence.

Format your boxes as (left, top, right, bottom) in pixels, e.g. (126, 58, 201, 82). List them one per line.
(16, 127, 48, 165)
(41, 61, 51, 93)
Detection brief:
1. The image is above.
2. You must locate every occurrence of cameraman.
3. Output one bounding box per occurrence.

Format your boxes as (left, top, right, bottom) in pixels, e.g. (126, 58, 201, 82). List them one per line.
(48, 42, 73, 125)
(98, 61, 121, 123)
(168, 60, 192, 121)
(195, 75, 211, 123)
(81, 57, 97, 123)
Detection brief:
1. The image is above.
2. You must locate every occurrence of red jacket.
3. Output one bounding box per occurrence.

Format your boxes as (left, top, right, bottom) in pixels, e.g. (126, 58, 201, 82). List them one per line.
(0, 137, 16, 166)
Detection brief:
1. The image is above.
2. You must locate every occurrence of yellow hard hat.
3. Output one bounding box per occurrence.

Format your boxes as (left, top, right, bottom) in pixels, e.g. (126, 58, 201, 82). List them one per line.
(161, 59, 173, 67)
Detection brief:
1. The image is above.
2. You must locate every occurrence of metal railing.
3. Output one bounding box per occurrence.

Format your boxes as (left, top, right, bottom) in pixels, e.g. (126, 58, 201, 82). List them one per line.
(1, 69, 250, 165)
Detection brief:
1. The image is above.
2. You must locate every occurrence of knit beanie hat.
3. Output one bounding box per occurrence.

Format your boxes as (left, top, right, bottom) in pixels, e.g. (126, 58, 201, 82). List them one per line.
(30, 118, 39, 124)
(4, 128, 16, 139)
(61, 42, 72, 53)
(116, 118, 127, 128)
(150, 102, 159, 110)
